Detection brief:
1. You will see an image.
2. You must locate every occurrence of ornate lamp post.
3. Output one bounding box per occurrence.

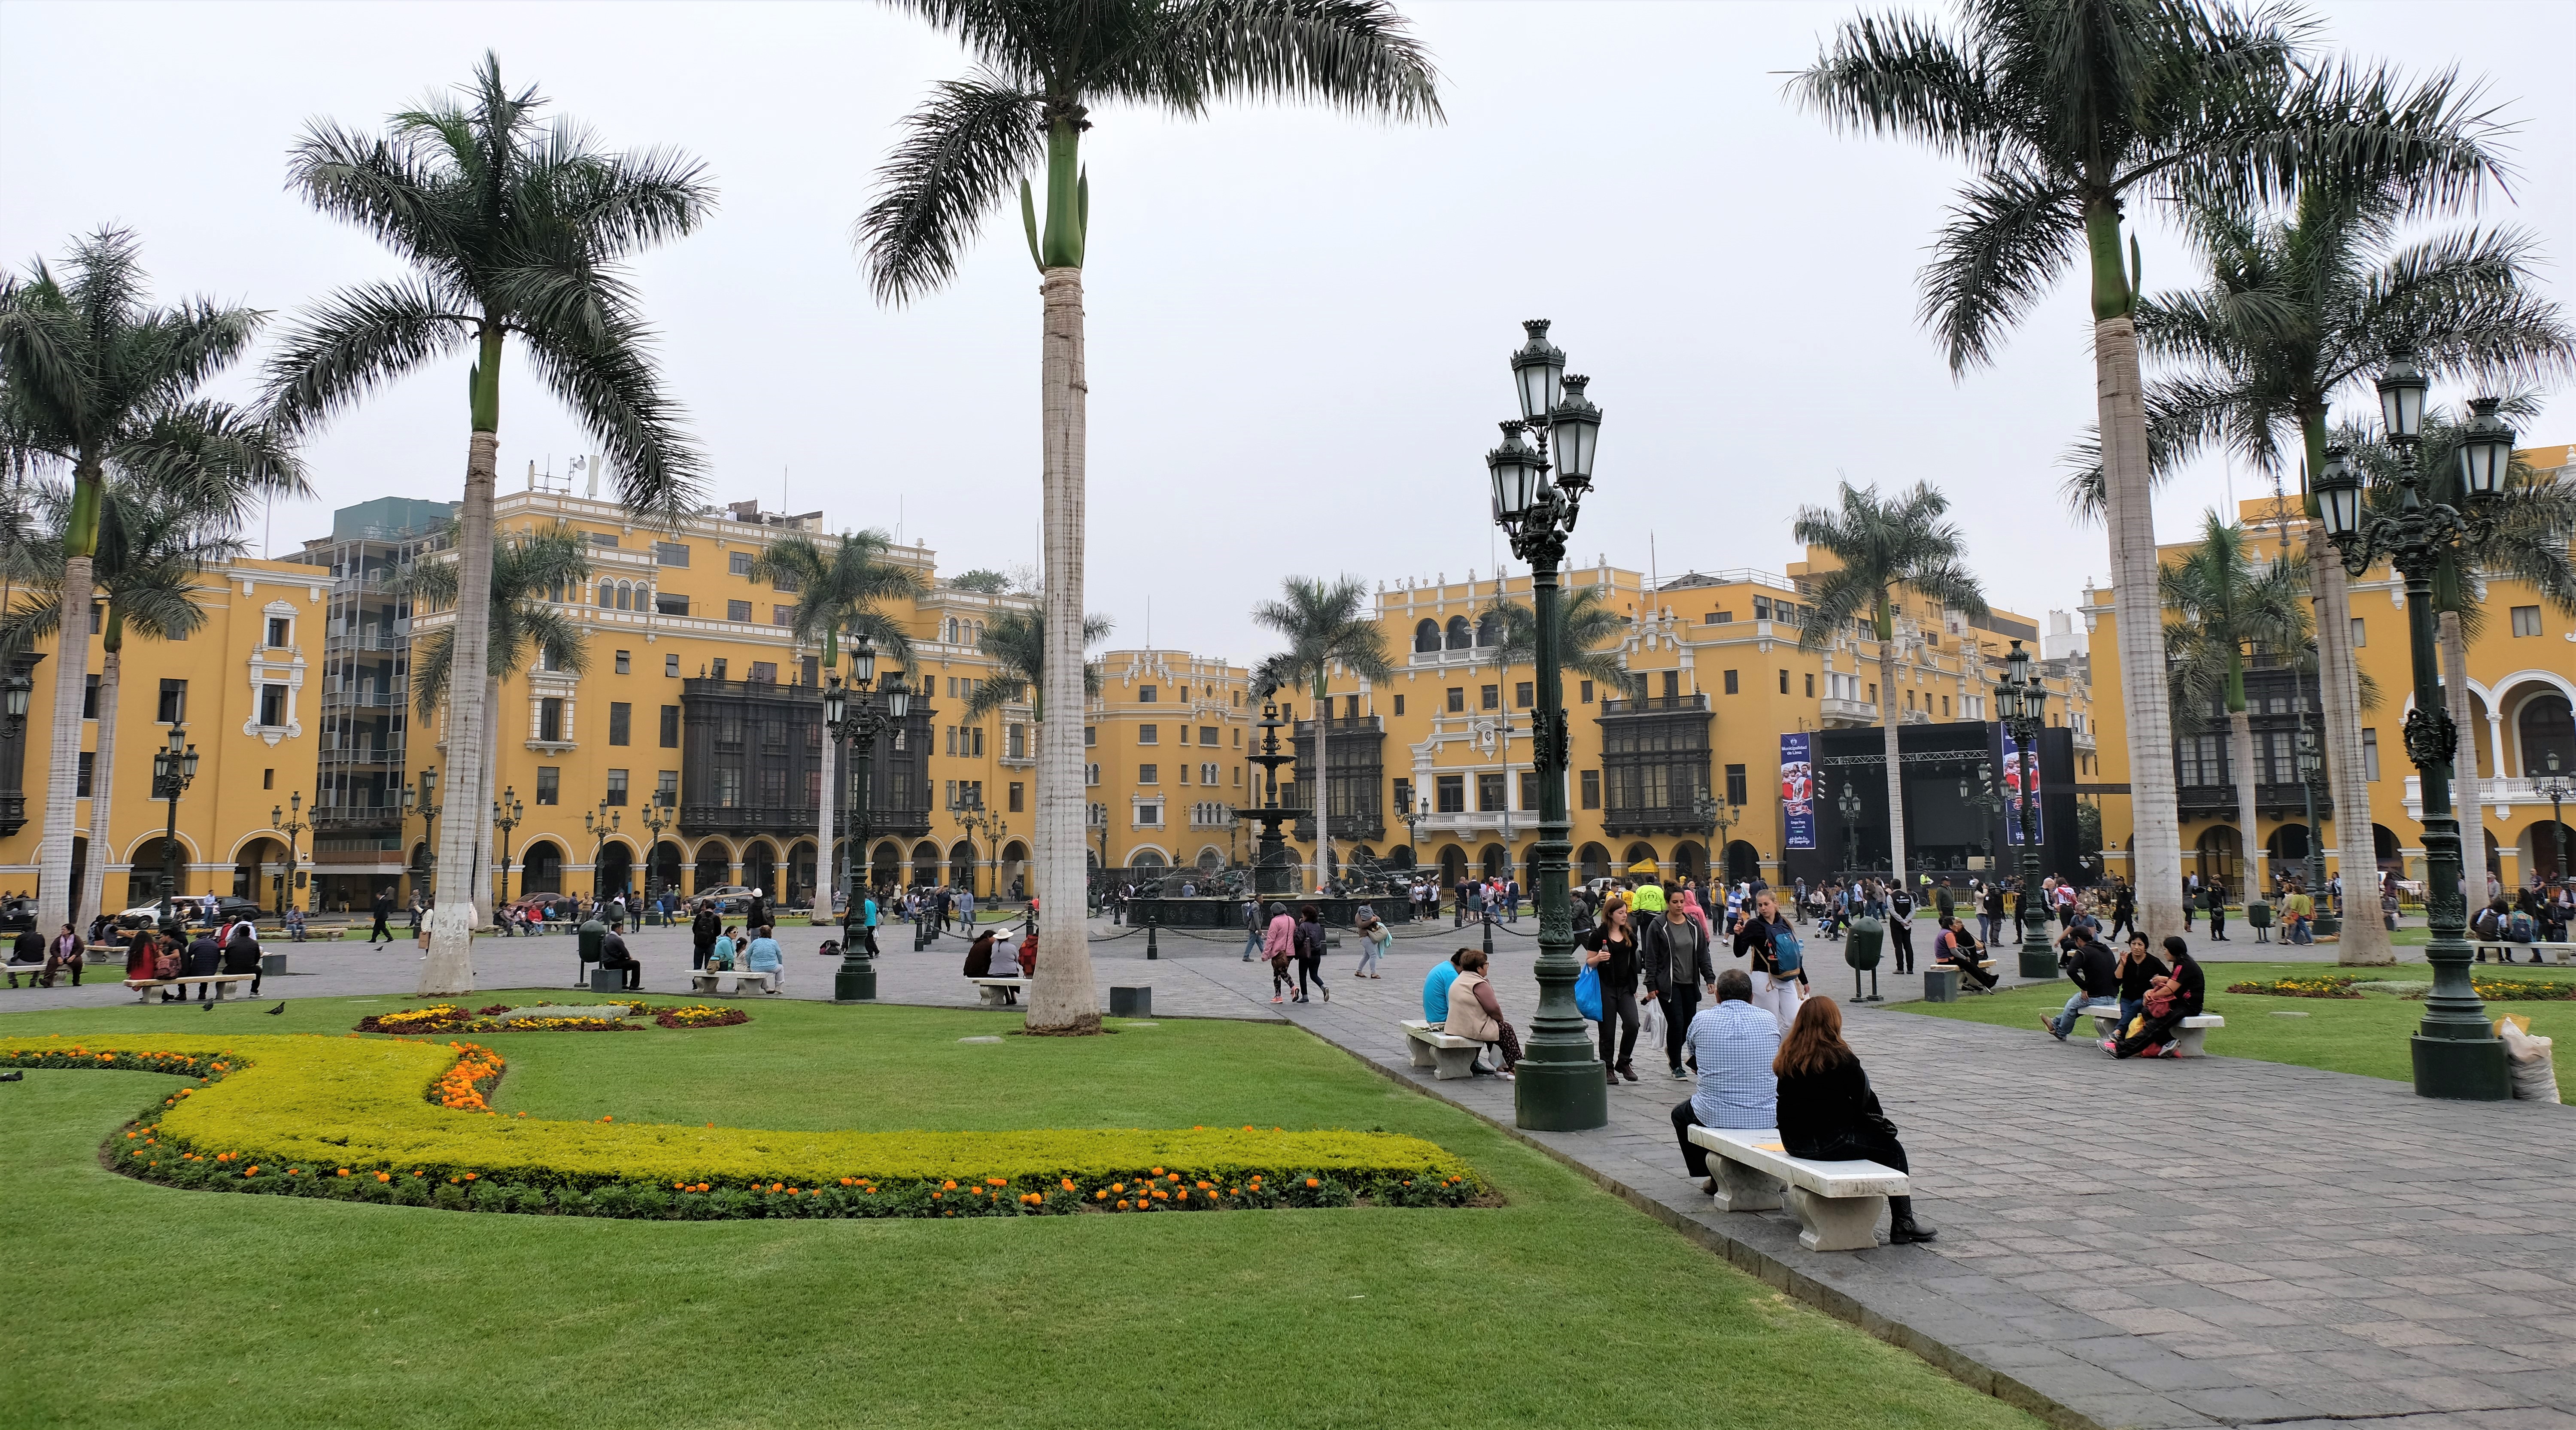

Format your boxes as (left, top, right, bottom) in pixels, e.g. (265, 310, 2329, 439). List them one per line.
(1995, 641, 2056, 978)
(271, 791, 309, 917)
(2286, 641, 2340, 935)
(584, 802, 620, 902)
(1486, 318, 1607, 1131)
(2313, 353, 2512, 1099)
(1835, 781, 1864, 877)
(491, 787, 525, 908)
(636, 791, 674, 910)
(1958, 760, 2005, 873)
(150, 725, 199, 933)
(2542, 751, 2570, 886)
(823, 640, 909, 1001)
(1710, 796, 1741, 887)
(404, 768, 441, 906)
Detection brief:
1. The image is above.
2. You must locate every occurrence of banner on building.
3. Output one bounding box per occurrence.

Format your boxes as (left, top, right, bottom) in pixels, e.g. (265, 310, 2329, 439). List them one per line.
(1781, 732, 1814, 850)
(2002, 732, 2044, 846)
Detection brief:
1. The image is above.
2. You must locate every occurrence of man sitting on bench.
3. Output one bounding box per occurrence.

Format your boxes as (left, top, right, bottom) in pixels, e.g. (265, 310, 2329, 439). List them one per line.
(598, 926, 642, 992)
(1671, 970, 1779, 1194)
(2044, 924, 2118, 1041)
(1933, 917, 1998, 991)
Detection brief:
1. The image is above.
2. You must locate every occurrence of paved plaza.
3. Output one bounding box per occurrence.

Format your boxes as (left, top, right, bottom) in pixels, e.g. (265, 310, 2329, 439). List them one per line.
(12, 914, 2573, 1430)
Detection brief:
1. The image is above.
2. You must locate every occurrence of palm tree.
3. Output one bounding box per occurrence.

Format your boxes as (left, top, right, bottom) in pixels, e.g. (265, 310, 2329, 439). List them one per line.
(862, 2, 1440, 1033)
(2160, 512, 2309, 899)
(2342, 404, 2576, 901)
(749, 530, 926, 920)
(1250, 576, 1394, 890)
(262, 54, 711, 994)
(0, 480, 247, 925)
(393, 522, 594, 922)
(0, 227, 304, 931)
(1792, 0, 2506, 935)
(1792, 481, 1990, 889)
(2115, 180, 2567, 959)
(959, 609, 1114, 727)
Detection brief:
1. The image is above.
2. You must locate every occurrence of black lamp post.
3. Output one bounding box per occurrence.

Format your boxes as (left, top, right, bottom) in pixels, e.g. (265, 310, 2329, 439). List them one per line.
(2312, 352, 2512, 1099)
(404, 768, 441, 905)
(1958, 760, 2005, 873)
(1995, 640, 2056, 978)
(823, 639, 909, 1001)
(492, 787, 525, 908)
(151, 725, 199, 933)
(1836, 781, 1863, 877)
(272, 790, 308, 917)
(636, 792, 674, 910)
(1486, 318, 1607, 1132)
(584, 802, 620, 902)
(2540, 750, 2570, 887)
(1710, 796, 1741, 887)
(0, 668, 29, 742)
(2286, 641, 2339, 935)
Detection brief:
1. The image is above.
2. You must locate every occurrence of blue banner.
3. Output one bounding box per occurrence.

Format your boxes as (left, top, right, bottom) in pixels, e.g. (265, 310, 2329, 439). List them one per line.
(2002, 731, 2044, 846)
(1781, 732, 1814, 850)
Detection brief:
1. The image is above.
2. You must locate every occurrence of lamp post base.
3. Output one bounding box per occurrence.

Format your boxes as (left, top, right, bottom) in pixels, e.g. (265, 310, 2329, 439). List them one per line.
(835, 959, 877, 1003)
(2411, 1033, 2509, 1100)
(1513, 1055, 1610, 1131)
(2018, 942, 2055, 980)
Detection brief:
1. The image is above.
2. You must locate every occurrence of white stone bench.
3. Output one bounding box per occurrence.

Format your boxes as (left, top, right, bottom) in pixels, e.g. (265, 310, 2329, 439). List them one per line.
(1684, 1124, 1911, 1252)
(691, 966, 779, 996)
(1399, 1019, 1484, 1080)
(2476, 940, 2573, 965)
(123, 974, 259, 1003)
(2086, 1007, 2224, 1054)
(969, 976, 1027, 1007)
(4, 962, 51, 987)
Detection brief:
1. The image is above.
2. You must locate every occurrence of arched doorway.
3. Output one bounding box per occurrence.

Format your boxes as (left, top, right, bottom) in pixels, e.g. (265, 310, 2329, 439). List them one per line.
(2373, 824, 2402, 876)
(1193, 846, 1223, 875)
(1671, 840, 1707, 883)
(1623, 842, 1659, 879)
(740, 841, 777, 899)
(2521, 820, 2572, 883)
(1479, 843, 1508, 881)
(1437, 844, 1467, 888)
(1577, 842, 1610, 881)
(1723, 841, 1762, 884)
(693, 841, 732, 894)
(2193, 826, 2242, 890)
(127, 835, 186, 910)
(595, 841, 635, 899)
(2515, 690, 2573, 774)
(948, 840, 978, 894)
(871, 840, 901, 889)
(1387, 844, 1415, 871)
(233, 835, 286, 909)
(1004, 841, 1033, 898)
(649, 841, 683, 899)
(911, 840, 940, 888)
(521, 841, 565, 895)
(1130, 850, 1168, 875)
(2266, 824, 2312, 865)
(785, 840, 817, 907)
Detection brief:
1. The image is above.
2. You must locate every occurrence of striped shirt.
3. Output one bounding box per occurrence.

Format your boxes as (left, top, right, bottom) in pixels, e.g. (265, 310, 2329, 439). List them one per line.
(1685, 999, 1781, 1128)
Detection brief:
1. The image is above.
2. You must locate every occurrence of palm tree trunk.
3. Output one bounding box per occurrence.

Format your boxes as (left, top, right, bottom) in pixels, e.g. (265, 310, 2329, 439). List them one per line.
(2439, 610, 2485, 906)
(78, 644, 121, 926)
(1314, 672, 1330, 891)
(1878, 641, 1906, 886)
(1030, 266, 1098, 1034)
(2094, 313, 2186, 937)
(814, 719, 837, 922)
(2306, 528, 2391, 963)
(468, 673, 502, 926)
(35, 462, 102, 933)
(421, 399, 501, 993)
(2230, 706, 2261, 902)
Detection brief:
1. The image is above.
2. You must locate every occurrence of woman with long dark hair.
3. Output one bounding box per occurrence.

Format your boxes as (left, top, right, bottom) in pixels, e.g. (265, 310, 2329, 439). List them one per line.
(1584, 894, 1642, 1083)
(1774, 996, 1936, 1244)
(2108, 936, 2202, 1058)
(1294, 904, 1329, 1003)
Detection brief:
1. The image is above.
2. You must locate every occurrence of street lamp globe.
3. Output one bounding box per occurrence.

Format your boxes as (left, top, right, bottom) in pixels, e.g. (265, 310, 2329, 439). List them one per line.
(2458, 397, 2516, 500)
(1549, 374, 1602, 492)
(822, 677, 846, 727)
(2376, 346, 2428, 442)
(2314, 443, 2363, 541)
(1510, 318, 1565, 423)
(2, 671, 28, 721)
(1486, 421, 1547, 529)
(851, 638, 877, 685)
(2003, 637, 2033, 693)
(182, 744, 200, 781)
(884, 671, 911, 719)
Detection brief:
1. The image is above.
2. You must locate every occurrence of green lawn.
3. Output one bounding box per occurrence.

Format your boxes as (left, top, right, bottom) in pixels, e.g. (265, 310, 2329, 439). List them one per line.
(1901, 959, 2575, 1097)
(0, 995, 2035, 1430)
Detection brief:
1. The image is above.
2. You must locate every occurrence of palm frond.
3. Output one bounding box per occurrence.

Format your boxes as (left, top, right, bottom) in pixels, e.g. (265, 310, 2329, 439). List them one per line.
(1919, 158, 2085, 374)
(258, 279, 475, 435)
(1111, 0, 1444, 122)
(514, 312, 705, 524)
(855, 74, 1045, 304)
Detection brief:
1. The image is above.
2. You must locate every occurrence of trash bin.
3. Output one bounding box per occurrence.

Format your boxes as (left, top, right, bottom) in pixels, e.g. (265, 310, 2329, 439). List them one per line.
(260, 953, 288, 977)
(2247, 899, 2273, 932)
(1844, 917, 1884, 970)
(577, 917, 606, 989)
(1922, 965, 1960, 1002)
(1110, 986, 1152, 1018)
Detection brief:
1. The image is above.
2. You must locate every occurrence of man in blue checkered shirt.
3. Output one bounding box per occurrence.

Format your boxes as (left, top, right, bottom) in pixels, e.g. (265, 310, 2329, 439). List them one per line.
(1670, 969, 1781, 1191)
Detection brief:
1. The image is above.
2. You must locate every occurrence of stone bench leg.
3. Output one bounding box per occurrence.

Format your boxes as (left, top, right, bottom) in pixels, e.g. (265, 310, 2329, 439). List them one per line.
(1786, 1188, 1886, 1252)
(978, 985, 1005, 1007)
(1431, 1044, 1479, 1081)
(1406, 1037, 1438, 1071)
(2172, 1026, 2211, 1058)
(1710, 1156, 1783, 1213)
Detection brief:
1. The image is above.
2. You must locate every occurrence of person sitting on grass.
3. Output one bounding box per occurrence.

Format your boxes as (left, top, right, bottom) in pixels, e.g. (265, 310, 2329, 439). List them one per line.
(1775, 996, 1936, 1244)
(1933, 917, 1999, 990)
(2107, 938, 2203, 1059)
(2043, 926, 2118, 1041)
(1672, 969, 1782, 1194)
(1445, 947, 1518, 1080)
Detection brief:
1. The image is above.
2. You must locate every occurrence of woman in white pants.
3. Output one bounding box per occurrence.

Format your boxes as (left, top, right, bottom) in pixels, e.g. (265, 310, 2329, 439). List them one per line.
(1730, 890, 1810, 1031)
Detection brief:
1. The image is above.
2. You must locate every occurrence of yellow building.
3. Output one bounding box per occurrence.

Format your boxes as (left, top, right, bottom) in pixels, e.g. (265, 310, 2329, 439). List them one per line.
(1271, 553, 2092, 892)
(2084, 442, 2576, 897)
(1082, 650, 1261, 877)
(0, 552, 327, 921)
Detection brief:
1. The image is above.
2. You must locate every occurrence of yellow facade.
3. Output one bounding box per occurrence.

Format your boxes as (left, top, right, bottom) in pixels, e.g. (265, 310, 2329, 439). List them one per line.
(2085, 442, 2576, 896)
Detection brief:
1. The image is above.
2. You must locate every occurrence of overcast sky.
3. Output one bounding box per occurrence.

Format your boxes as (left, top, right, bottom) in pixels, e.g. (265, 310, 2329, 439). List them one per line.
(5, 0, 2568, 660)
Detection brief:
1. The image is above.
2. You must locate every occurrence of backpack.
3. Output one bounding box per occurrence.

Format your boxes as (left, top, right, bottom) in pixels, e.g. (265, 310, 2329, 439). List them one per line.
(1769, 923, 1804, 976)
(2506, 910, 2537, 943)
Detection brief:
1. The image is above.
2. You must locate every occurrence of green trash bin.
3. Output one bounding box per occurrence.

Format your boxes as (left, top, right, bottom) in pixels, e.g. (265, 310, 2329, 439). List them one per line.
(577, 917, 606, 990)
(2246, 899, 2273, 943)
(1844, 915, 1885, 1003)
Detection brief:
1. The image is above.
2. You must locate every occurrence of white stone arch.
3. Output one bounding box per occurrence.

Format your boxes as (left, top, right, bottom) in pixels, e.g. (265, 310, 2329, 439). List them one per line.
(225, 827, 289, 863)
(1194, 844, 1227, 871)
(124, 828, 201, 865)
(1124, 843, 1173, 868)
(2494, 669, 2576, 776)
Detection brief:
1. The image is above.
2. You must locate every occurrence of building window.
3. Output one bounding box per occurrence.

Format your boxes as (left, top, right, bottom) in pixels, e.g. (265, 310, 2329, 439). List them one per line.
(1085, 762, 1100, 786)
(970, 726, 983, 757)
(1778, 669, 1790, 695)
(1479, 685, 1499, 711)
(1722, 670, 1738, 696)
(1138, 764, 1159, 783)
(1085, 725, 1097, 747)
(1476, 772, 1506, 811)
(1515, 681, 1534, 709)
(729, 551, 754, 577)
(267, 616, 290, 647)
(662, 653, 679, 677)
(749, 661, 777, 685)
(77, 752, 94, 798)
(1446, 687, 1465, 713)
(657, 771, 677, 806)
(1725, 764, 1747, 805)
(1198, 725, 1218, 746)
(1580, 770, 1601, 809)
(589, 532, 618, 547)
(1136, 802, 1162, 826)
(1804, 672, 1815, 698)
(1393, 777, 1413, 815)
(712, 768, 741, 808)
(1138, 724, 1158, 744)
(1579, 680, 1593, 704)
(536, 767, 560, 805)
(654, 593, 688, 616)
(654, 541, 690, 567)
(157, 678, 187, 724)
(615, 650, 631, 675)
(710, 658, 728, 683)
(1434, 774, 1465, 813)
(2510, 605, 2543, 637)
(263, 768, 273, 790)
(2350, 616, 2366, 647)
(259, 683, 288, 727)
(606, 769, 629, 806)
(726, 599, 752, 623)
(657, 704, 680, 748)
(2362, 727, 2380, 782)
(1139, 685, 1158, 702)
(83, 674, 98, 719)
(1519, 771, 1540, 810)
(538, 697, 565, 743)
(1941, 695, 1950, 718)
(1392, 694, 1405, 716)
(1008, 724, 1027, 760)
(608, 702, 632, 746)
(1008, 782, 1024, 813)
(771, 606, 791, 626)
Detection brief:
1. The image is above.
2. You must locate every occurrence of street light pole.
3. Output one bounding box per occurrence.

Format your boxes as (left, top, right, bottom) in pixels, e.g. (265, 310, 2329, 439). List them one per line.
(2287, 643, 2339, 934)
(824, 641, 909, 1000)
(272, 791, 309, 918)
(2543, 751, 2570, 885)
(1837, 781, 1863, 878)
(637, 793, 673, 910)
(2312, 356, 2513, 1099)
(1488, 318, 1607, 1132)
(1996, 641, 2056, 979)
(406, 768, 441, 907)
(492, 788, 524, 909)
(151, 726, 198, 934)
(584, 802, 619, 903)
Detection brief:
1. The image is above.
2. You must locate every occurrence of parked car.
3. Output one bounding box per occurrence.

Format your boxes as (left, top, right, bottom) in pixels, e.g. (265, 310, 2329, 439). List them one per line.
(115, 895, 264, 929)
(691, 886, 764, 915)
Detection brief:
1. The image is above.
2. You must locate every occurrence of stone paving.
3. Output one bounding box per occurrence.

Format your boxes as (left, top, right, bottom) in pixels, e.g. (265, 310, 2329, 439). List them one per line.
(8, 912, 2568, 1430)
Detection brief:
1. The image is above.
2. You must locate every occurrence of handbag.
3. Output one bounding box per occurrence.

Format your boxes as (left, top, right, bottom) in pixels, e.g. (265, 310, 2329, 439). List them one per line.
(1574, 965, 1603, 1022)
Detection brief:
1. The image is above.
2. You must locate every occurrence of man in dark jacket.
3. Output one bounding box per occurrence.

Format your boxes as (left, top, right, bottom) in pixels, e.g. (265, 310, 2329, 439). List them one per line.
(2044, 929, 2119, 1040)
(368, 889, 394, 946)
(179, 929, 222, 1002)
(1643, 901, 1716, 1079)
(597, 927, 641, 991)
(6, 926, 45, 988)
(691, 903, 721, 969)
(221, 921, 264, 996)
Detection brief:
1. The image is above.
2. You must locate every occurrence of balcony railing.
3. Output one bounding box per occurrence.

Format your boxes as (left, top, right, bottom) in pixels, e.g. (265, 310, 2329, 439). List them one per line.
(1819, 696, 1878, 725)
(1599, 694, 1709, 715)
(2178, 783, 2334, 818)
(678, 803, 933, 838)
(1601, 805, 1718, 837)
(2403, 774, 2571, 820)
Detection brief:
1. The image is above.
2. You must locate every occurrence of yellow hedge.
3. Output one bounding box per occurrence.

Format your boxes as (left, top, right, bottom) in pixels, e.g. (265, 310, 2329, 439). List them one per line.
(3, 1035, 1481, 1213)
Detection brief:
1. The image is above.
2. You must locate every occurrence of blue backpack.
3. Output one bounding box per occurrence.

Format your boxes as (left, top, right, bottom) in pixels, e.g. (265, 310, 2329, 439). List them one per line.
(2507, 909, 2537, 943)
(1769, 922, 1804, 975)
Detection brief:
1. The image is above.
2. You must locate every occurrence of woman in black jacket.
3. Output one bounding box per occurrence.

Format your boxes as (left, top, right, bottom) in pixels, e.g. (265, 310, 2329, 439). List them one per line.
(2109, 937, 2204, 1058)
(1774, 996, 1935, 1244)
(1294, 905, 1329, 1003)
(1583, 898, 1641, 1084)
